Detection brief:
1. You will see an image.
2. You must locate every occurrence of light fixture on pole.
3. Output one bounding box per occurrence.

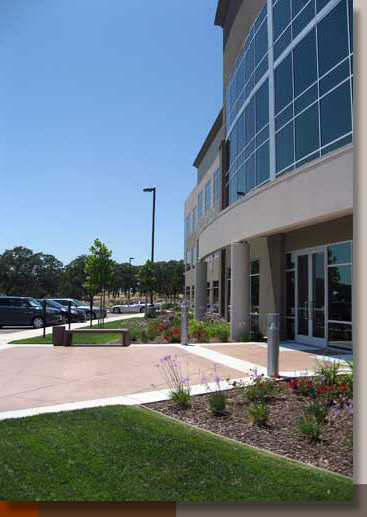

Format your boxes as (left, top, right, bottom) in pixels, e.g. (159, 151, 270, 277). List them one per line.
(143, 187, 156, 306)
(128, 257, 134, 302)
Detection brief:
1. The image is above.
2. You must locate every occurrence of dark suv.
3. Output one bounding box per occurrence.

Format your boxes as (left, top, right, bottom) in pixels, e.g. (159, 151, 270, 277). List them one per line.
(0, 297, 63, 328)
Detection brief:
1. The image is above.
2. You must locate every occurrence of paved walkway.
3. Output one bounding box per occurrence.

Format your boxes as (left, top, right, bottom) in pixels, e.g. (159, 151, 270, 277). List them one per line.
(0, 321, 352, 422)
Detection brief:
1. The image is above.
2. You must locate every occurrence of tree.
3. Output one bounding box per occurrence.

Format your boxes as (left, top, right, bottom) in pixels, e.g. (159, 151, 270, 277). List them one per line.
(0, 246, 64, 297)
(33, 253, 64, 297)
(59, 255, 88, 299)
(136, 260, 157, 303)
(84, 239, 114, 326)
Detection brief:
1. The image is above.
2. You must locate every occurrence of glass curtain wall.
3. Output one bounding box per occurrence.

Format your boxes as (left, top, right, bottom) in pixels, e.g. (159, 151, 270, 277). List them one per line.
(224, 0, 353, 209)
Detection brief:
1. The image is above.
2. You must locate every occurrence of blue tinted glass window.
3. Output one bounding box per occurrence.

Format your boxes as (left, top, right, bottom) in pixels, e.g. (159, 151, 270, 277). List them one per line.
(237, 164, 245, 194)
(275, 54, 293, 113)
(237, 60, 245, 95)
(256, 125, 269, 147)
(273, 0, 291, 41)
(198, 191, 203, 219)
(293, 29, 317, 97)
(256, 80, 269, 131)
(237, 113, 245, 155)
(229, 176, 238, 205)
(317, 1, 349, 76)
(295, 103, 319, 160)
(328, 242, 352, 265)
(230, 80, 237, 112)
(255, 55, 268, 83)
(255, 5, 267, 31)
(275, 103, 293, 130)
(245, 154, 256, 192)
(294, 84, 317, 115)
(245, 40, 255, 82)
(255, 21, 268, 65)
(276, 121, 294, 172)
(321, 134, 352, 156)
(228, 128, 236, 168)
(320, 81, 352, 146)
(292, 0, 310, 17)
(256, 141, 270, 185)
(245, 138, 256, 159)
(245, 76, 255, 99)
(316, 0, 329, 12)
(319, 59, 349, 96)
(274, 26, 291, 60)
(245, 98, 255, 144)
(292, 0, 315, 38)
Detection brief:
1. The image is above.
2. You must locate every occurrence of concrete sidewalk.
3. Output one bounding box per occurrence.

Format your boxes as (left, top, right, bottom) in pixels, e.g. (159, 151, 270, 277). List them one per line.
(0, 334, 351, 422)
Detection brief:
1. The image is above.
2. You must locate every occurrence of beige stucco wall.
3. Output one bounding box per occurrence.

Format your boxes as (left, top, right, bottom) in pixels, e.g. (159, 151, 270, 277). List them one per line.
(198, 145, 353, 259)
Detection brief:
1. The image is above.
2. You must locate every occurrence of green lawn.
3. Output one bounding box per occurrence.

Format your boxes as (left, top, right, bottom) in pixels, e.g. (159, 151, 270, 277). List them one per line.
(0, 406, 353, 501)
(10, 317, 146, 345)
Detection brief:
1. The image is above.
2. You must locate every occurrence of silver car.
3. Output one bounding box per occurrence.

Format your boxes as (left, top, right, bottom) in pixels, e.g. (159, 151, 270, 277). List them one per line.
(110, 301, 148, 314)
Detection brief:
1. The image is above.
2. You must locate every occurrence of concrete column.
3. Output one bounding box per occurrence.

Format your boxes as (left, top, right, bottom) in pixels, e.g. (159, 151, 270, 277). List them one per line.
(194, 261, 207, 320)
(230, 242, 250, 341)
(266, 234, 285, 341)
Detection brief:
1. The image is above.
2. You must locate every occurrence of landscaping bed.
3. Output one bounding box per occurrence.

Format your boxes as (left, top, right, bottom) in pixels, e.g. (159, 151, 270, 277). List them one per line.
(147, 367, 353, 478)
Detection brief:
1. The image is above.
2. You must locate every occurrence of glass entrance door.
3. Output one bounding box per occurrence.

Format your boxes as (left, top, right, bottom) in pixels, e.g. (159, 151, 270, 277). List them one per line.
(296, 250, 326, 346)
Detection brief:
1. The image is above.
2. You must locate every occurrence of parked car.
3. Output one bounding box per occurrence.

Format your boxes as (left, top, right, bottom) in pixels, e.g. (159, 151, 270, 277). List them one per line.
(50, 298, 107, 319)
(0, 296, 63, 328)
(36, 299, 86, 324)
(110, 301, 150, 314)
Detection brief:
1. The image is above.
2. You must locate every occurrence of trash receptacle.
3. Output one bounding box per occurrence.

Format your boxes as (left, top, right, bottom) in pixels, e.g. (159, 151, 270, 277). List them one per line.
(53, 325, 65, 346)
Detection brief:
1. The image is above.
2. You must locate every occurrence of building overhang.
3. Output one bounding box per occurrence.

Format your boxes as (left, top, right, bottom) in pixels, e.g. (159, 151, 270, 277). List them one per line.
(193, 109, 223, 169)
(197, 146, 353, 259)
(214, 0, 229, 27)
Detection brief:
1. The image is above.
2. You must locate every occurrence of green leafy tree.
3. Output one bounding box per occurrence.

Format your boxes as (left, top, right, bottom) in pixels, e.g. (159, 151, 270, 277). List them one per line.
(0, 247, 64, 297)
(59, 255, 88, 299)
(33, 253, 64, 297)
(84, 239, 114, 326)
(136, 260, 157, 304)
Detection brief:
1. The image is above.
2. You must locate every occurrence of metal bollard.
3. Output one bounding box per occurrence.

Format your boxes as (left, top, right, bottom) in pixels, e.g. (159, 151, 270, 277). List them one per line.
(181, 302, 189, 346)
(267, 313, 279, 377)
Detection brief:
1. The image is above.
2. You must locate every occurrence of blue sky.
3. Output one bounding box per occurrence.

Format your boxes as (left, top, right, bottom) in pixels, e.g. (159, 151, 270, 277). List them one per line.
(0, 0, 222, 266)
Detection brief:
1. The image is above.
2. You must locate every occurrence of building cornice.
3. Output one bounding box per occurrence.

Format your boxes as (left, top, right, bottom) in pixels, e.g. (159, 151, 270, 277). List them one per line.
(214, 0, 229, 27)
(193, 109, 223, 169)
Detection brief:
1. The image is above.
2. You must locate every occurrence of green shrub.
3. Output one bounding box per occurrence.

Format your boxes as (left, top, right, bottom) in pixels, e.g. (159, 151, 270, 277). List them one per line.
(170, 387, 191, 409)
(316, 362, 341, 386)
(306, 401, 329, 424)
(206, 323, 230, 343)
(248, 402, 270, 427)
(208, 391, 227, 417)
(296, 416, 322, 443)
(245, 373, 280, 402)
(188, 320, 209, 342)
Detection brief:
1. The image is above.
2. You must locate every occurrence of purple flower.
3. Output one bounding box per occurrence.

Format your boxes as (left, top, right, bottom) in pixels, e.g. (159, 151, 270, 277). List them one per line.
(214, 374, 221, 384)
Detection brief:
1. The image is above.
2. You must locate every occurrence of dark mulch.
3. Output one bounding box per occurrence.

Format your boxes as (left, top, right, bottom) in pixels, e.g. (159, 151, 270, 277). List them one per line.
(147, 381, 353, 478)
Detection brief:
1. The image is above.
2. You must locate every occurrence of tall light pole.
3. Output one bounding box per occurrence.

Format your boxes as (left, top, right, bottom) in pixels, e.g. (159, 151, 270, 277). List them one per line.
(128, 257, 134, 302)
(143, 187, 156, 306)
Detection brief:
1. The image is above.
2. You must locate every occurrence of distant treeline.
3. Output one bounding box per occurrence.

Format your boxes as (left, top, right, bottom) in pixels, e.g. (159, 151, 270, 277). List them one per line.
(0, 246, 184, 301)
